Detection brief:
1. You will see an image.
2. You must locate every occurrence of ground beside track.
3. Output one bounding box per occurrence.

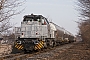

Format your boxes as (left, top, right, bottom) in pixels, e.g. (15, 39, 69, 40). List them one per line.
(24, 41, 90, 60)
(0, 44, 12, 56)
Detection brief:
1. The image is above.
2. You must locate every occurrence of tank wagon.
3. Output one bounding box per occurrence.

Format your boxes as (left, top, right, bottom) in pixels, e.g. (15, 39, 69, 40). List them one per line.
(13, 14, 75, 53)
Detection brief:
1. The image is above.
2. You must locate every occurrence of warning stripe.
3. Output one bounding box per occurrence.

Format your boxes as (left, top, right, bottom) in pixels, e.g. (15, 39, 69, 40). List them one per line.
(16, 45, 19, 48)
(34, 41, 44, 50)
(35, 46, 38, 50)
(39, 42, 43, 48)
(15, 45, 17, 47)
(21, 46, 23, 49)
(15, 44, 23, 50)
(41, 41, 44, 44)
(17, 45, 19, 48)
(17, 45, 20, 49)
(35, 44, 40, 50)
(18, 45, 22, 50)
(38, 43, 42, 49)
(37, 44, 41, 49)
(35, 44, 40, 49)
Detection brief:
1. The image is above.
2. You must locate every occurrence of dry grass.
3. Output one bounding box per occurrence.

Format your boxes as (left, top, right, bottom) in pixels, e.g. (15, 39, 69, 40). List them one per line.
(51, 42, 90, 60)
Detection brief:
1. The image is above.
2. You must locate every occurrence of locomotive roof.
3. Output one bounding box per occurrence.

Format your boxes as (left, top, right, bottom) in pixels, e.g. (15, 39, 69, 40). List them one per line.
(23, 14, 46, 21)
(24, 14, 43, 17)
(24, 15, 43, 18)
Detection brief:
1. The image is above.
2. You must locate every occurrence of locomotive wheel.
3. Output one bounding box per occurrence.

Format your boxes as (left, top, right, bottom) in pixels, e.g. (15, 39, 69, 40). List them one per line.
(24, 49, 29, 54)
(53, 41, 57, 47)
(44, 42, 47, 48)
(50, 41, 54, 47)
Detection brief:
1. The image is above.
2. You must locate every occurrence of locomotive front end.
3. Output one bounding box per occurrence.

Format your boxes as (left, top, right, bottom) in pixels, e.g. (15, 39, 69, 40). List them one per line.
(13, 14, 49, 52)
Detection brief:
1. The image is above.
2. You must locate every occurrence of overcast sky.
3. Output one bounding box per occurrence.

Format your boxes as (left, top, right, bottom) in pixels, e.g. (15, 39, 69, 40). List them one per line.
(11, 0, 79, 35)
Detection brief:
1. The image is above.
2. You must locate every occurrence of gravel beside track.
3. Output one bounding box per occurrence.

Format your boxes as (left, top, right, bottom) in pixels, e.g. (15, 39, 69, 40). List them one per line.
(0, 44, 12, 56)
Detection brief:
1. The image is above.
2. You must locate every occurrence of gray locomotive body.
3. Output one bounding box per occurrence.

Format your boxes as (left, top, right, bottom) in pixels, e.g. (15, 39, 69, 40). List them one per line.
(13, 14, 75, 52)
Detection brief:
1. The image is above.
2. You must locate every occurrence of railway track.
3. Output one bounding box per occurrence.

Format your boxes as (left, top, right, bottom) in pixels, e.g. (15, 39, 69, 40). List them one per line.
(0, 53, 24, 60)
(0, 47, 55, 60)
(0, 49, 43, 60)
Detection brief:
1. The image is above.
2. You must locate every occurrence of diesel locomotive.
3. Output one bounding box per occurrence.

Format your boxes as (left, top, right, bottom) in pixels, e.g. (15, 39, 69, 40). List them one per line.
(13, 14, 75, 53)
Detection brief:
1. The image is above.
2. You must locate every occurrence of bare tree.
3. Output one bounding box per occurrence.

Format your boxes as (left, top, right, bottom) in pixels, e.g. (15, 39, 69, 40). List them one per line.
(77, 0, 90, 21)
(77, 0, 90, 42)
(0, 0, 25, 34)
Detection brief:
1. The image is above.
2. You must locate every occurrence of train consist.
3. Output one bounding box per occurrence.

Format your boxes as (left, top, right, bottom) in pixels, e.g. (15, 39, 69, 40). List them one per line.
(13, 14, 75, 53)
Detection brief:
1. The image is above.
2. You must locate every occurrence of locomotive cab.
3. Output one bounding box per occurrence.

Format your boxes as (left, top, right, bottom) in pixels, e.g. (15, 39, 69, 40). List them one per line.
(23, 14, 49, 25)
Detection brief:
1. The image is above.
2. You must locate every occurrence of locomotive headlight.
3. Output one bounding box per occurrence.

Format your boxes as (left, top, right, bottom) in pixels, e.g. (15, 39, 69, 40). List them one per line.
(36, 32, 39, 35)
(21, 33, 24, 37)
(16, 40, 21, 44)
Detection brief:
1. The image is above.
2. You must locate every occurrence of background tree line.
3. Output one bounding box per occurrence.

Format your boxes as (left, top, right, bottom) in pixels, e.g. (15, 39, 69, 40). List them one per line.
(0, 0, 24, 34)
(0, 0, 24, 42)
(77, 0, 90, 43)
